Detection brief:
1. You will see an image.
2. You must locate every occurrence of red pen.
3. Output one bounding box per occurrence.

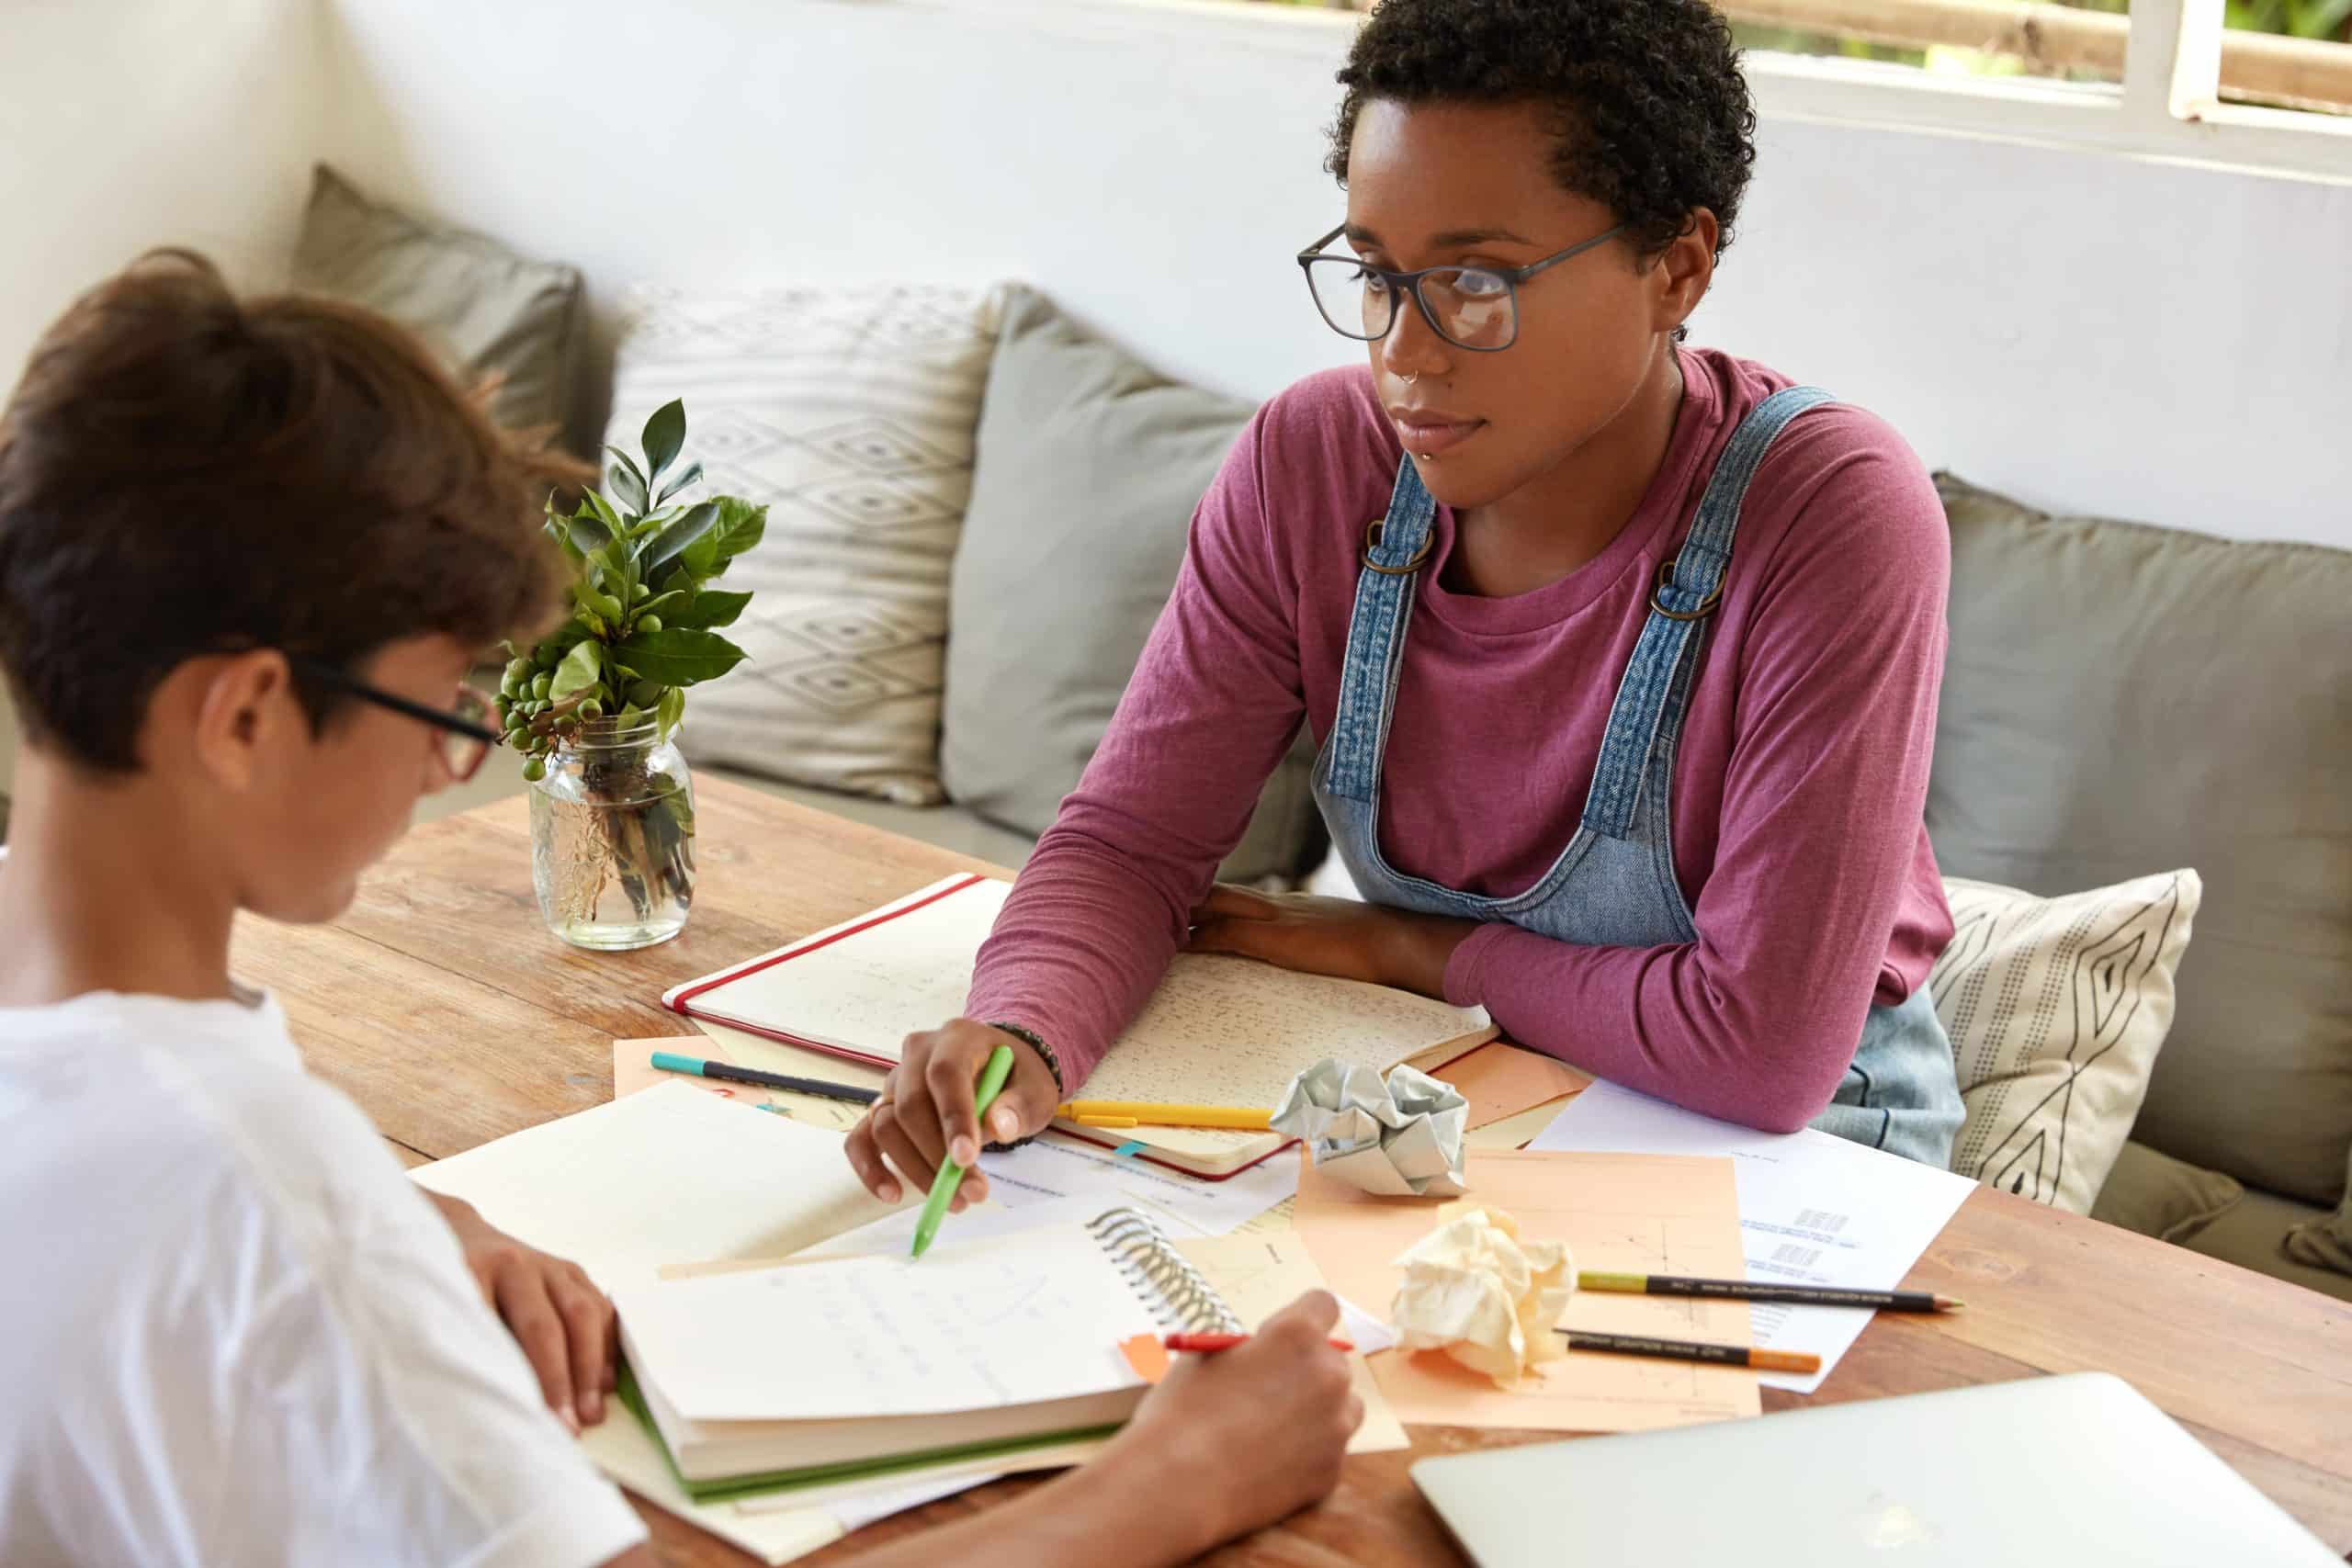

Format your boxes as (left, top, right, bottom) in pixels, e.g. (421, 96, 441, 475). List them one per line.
(1163, 1332, 1356, 1354)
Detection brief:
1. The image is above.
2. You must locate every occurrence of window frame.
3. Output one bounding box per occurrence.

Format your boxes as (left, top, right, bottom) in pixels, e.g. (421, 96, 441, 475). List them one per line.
(991, 0, 2352, 183)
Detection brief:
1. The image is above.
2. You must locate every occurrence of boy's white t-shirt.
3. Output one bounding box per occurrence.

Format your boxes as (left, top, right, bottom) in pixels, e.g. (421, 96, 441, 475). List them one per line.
(0, 990, 649, 1568)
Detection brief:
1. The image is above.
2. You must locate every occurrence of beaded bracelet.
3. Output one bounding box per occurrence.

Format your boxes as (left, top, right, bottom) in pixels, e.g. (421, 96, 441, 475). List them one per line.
(987, 1021, 1066, 1095)
(983, 1021, 1064, 1151)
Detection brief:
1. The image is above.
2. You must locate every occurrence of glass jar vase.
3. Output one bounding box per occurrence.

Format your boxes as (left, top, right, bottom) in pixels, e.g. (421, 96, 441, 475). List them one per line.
(528, 716, 696, 951)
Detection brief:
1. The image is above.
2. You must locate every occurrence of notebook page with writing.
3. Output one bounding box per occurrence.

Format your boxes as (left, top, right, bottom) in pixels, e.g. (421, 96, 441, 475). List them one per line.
(614, 1222, 1161, 1422)
(667, 875, 1496, 1124)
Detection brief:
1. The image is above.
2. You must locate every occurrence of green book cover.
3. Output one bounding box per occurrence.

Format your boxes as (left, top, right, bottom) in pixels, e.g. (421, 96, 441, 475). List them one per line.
(614, 1358, 1125, 1506)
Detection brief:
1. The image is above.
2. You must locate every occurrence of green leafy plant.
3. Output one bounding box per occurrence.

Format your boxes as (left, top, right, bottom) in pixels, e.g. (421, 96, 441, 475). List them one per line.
(495, 399, 761, 930)
(494, 398, 760, 772)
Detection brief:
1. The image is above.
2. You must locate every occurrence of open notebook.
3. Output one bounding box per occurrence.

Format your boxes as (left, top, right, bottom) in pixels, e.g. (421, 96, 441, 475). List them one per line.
(617, 1207, 1257, 1499)
(663, 874, 1498, 1176)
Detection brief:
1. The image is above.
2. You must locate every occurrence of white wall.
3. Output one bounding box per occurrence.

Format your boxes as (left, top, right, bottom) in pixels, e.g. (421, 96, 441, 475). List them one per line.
(2, 0, 2346, 807)
(0, 0, 331, 807)
(312, 0, 2352, 549)
(0, 0, 327, 378)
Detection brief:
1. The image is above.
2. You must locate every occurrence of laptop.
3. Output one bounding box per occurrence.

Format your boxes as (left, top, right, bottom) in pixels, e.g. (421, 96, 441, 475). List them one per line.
(1412, 1373, 2339, 1566)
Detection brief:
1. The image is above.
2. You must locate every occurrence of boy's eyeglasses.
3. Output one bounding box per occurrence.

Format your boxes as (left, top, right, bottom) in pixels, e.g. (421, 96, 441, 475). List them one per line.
(285, 655, 502, 783)
(1295, 222, 1626, 352)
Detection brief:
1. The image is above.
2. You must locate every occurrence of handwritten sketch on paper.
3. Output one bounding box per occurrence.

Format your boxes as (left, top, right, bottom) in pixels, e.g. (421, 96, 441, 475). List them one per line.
(671, 875, 1497, 1111)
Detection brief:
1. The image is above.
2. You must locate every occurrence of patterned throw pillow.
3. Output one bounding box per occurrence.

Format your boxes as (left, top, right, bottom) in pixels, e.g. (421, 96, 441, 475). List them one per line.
(605, 284, 1002, 806)
(1931, 870, 2202, 1214)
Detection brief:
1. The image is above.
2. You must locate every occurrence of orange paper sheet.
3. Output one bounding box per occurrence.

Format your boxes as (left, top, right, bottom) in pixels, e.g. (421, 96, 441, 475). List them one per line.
(1294, 1146, 1760, 1433)
(1429, 1042, 1590, 1130)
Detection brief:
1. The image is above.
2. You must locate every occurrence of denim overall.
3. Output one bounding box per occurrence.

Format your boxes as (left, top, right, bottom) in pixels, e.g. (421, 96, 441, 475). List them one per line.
(1315, 387, 1964, 1167)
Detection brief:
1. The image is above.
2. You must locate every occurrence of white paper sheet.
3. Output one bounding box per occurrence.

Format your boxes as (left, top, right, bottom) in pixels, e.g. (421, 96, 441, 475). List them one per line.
(1530, 1080, 1976, 1393)
(792, 1194, 1113, 1262)
(824, 1472, 1003, 1531)
(978, 1132, 1298, 1237)
(614, 1223, 1159, 1421)
(412, 1081, 908, 1291)
(578, 1407, 843, 1566)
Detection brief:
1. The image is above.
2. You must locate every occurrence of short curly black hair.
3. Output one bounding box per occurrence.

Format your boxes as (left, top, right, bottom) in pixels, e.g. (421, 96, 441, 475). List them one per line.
(1328, 0, 1758, 259)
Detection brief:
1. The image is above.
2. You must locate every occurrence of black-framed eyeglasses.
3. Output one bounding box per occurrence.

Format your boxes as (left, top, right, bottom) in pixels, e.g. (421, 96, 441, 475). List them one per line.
(1295, 222, 1627, 352)
(285, 654, 501, 783)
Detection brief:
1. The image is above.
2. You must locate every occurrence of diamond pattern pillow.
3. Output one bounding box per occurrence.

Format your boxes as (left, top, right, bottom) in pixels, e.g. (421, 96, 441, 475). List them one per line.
(1931, 869, 2202, 1214)
(605, 284, 1002, 805)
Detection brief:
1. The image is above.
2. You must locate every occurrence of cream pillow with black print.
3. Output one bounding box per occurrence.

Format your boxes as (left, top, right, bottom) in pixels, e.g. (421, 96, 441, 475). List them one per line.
(1931, 869, 2201, 1214)
(605, 283, 1003, 807)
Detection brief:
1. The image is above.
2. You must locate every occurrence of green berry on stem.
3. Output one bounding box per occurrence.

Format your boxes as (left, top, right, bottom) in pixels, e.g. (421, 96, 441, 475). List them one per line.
(521, 756, 546, 783)
(636, 614, 663, 634)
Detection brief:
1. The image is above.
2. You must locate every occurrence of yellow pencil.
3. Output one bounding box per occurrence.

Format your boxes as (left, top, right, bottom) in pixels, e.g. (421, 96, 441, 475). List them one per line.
(1057, 1100, 1274, 1131)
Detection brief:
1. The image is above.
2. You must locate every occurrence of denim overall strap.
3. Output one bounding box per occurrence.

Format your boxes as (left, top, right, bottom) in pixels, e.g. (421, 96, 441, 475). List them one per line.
(1324, 454, 1442, 804)
(1579, 385, 1835, 840)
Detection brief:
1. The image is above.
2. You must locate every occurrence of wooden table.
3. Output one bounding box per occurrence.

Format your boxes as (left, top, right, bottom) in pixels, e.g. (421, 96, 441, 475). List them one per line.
(232, 776, 2352, 1564)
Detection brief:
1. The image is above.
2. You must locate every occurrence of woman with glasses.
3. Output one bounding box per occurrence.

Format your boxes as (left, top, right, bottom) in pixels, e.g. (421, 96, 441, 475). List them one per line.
(846, 0, 1963, 1212)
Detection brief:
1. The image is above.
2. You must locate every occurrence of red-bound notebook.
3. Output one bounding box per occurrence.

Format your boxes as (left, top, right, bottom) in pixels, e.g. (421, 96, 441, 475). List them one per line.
(663, 874, 1496, 1179)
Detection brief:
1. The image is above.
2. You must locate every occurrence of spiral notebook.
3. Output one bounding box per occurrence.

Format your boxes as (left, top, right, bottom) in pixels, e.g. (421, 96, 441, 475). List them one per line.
(662, 874, 1497, 1179)
(615, 1208, 1257, 1498)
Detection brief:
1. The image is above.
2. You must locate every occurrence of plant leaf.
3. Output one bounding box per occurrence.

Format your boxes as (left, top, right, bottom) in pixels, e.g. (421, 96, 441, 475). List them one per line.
(548, 638, 603, 702)
(653, 460, 704, 507)
(596, 539, 636, 598)
(604, 446, 649, 490)
(656, 684, 686, 742)
(641, 400, 686, 482)
(613, 626, 747, 687)
(713, 498, 766, 561)
(546, 515, 586, 564)
(638, 501, 720, 573)
(607, 459, 649, 516)
(566, 513, 612, 558)
(668, 588, 752, 629)
(581, 487, 625, 528)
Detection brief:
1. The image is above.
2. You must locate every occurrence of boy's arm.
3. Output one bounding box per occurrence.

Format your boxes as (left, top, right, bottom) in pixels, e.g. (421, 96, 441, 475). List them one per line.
(425, 1190, 618, 1433)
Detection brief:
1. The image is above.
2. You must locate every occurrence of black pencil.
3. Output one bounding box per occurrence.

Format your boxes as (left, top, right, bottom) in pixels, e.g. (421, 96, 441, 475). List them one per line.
(649, 1050, 880, 1106)
(1557, 1328, 1821, 1375)
(1578, 1270, 1962, 1313)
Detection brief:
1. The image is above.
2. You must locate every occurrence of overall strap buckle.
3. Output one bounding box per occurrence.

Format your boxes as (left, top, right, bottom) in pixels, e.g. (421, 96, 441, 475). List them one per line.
(1362, 515, 1435, 576)
(1648, 556, 1723, 622)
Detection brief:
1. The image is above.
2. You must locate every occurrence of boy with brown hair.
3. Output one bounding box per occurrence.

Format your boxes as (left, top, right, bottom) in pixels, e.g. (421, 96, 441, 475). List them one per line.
(0, 254, 1358, 1568)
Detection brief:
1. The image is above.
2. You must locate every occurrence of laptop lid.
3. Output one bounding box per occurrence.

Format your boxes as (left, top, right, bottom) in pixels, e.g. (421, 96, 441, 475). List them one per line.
(1411, 1373, 2337, 1567)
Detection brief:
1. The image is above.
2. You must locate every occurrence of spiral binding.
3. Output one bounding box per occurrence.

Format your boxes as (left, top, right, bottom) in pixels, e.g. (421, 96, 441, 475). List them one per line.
(1085, 1206, 1243, 1335)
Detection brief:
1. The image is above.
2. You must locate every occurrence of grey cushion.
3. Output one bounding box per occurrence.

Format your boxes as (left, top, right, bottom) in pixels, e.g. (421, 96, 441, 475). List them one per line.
(729, 775, 1037, 874)
(941, 286, 1323, 885)
(2283, 1144, 2352, 1280)
(2177, 1183, 2352, 1304)
(1928, 476, 2352, 1206)
(2088, 1139, 2243, 1245)
(291, 164, 582, 435)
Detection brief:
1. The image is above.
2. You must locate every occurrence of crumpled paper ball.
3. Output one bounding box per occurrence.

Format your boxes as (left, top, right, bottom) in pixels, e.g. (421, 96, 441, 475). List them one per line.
(1389, 1201, 1574, 1387)
(1272, 1058, 1469, 1197)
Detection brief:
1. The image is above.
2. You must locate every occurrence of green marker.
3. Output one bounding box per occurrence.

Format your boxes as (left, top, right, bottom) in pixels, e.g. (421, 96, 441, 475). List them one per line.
(910, 1043, 1015, 1260)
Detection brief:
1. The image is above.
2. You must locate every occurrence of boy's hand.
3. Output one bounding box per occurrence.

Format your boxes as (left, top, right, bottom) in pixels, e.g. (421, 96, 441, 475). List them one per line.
(427, 1192, 616, 1434)
(1110, 1291, 1363, 1555)
(843, 1020, 1061, 1205)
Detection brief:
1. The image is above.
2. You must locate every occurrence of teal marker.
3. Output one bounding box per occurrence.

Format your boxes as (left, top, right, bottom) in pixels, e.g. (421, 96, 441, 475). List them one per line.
(648, 1050, 878, 1106)
(910, 1044, 1015, 1259)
